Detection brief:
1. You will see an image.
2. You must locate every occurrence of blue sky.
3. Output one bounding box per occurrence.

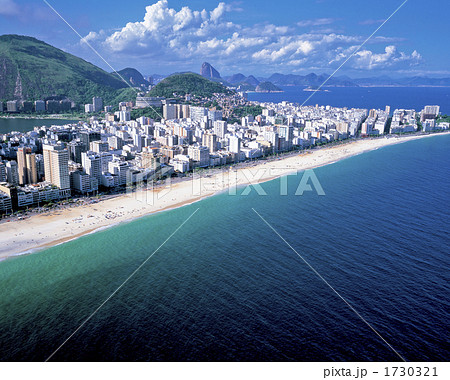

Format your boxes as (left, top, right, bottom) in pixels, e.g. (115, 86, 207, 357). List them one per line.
(0, 0, 449, 78)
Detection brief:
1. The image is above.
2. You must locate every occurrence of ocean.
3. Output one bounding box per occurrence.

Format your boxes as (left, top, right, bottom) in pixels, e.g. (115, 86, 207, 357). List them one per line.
(0, 134, 449, 361)
(248, 86, 450, 114)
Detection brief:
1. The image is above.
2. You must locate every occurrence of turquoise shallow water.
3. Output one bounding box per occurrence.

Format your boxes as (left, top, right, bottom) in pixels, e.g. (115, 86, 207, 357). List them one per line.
(0, 134, 449, 361)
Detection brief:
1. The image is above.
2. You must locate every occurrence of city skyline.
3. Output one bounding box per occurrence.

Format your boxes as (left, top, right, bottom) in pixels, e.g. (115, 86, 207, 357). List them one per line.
(0, 0, 449, 77)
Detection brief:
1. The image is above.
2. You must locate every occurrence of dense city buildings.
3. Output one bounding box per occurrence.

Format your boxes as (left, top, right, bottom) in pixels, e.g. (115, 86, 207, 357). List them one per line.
(0, 96, 447, 214)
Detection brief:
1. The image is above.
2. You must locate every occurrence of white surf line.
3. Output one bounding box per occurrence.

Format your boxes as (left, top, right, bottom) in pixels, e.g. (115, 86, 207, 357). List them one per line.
(45, 208, 200, 362)
(252, 208, 407, 362)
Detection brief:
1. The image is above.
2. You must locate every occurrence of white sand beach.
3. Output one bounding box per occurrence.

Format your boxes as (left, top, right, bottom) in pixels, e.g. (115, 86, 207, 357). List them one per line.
(0, 132, 448, 261)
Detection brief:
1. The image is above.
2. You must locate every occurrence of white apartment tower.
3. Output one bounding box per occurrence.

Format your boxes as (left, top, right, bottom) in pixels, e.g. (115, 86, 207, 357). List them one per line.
(189, 106, 208, 122)
(163, 104, 177, 120)
(228, 136, 241, 154)
(213, 120, 228, 139)
(202, 133, 217, 153)
(187, 144, 210, 167)
(82, 152, 102, 184)
(43, 145, 70, 189)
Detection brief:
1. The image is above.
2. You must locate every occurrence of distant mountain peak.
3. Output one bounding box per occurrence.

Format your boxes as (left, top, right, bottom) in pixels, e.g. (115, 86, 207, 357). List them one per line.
(226, 73, 246, 84)
(113, 67, 149, 87)
(245, 75, 260, 86)
(200, 62, 221, 80)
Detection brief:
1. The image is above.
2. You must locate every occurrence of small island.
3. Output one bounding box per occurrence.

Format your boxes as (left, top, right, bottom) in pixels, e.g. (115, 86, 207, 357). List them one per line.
(255, 81, 283, 93)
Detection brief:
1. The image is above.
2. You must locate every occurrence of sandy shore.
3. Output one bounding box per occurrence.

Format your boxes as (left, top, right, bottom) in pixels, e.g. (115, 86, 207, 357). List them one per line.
(1, 132, 448, 261)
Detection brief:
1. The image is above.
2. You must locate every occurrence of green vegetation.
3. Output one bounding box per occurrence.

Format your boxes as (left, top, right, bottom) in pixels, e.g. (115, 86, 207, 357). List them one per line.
(110, 88, 138, 105)
(237, 83, 256, 92)
(228, 105, 263, 124)
(130, 107, 163, 121)
(0, 35, 135, 106)
(203, 100, 223, 110)
(437, 114, 450, 123)
(112, 68, 150, 87)
(148, 73, 232, 98)
(416, 116, 423, 131)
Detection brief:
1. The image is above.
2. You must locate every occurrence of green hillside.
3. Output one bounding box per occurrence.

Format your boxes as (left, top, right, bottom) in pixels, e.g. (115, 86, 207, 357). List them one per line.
(113, 67, 150, 87)
(148, 73, 232, 98)
(0, 34, 132, 105)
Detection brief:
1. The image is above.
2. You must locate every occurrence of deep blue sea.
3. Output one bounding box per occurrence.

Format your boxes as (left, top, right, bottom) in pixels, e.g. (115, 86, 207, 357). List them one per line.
(0, 133, 449, 361)
(248, 86, 450, 113)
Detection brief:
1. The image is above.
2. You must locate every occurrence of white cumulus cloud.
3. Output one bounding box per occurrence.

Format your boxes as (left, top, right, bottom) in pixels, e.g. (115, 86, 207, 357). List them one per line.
(81, 1, 423, 74)
(352, 45, 422, 70)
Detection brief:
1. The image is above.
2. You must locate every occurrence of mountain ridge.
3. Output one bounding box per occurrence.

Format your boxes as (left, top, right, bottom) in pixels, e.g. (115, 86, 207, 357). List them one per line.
(0, 34, 132, 105)
(113, 67, 150, 88)
(148, 72, 232, 98)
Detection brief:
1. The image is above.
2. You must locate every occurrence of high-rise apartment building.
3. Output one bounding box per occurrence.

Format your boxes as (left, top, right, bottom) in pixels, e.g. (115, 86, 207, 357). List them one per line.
(43, 145, 70, 189)
(93, 97, 103, 112)
(208, 110, 223, 123)
(90, 140, 109, 153)
(202, 133, 217, 153)
(6, 100, 19, 113)
(108, 136, 123, 150)
(0, 162, 6, 182)
(35, 100, 46, 112)
(119, 111, 131, 122)
(108, 160, 129, 185)
(163, 104, 177, 120)
(85, 104, 94, 113)
(36, 154, 45, 181)
(189, 106, 208, 122)
(17, 147, 38, 185)
(68, 141, 85, 164)
(82, 152, 102, 184)
(181, 104, 190, 119)
(26, 153, 38, 184)
(80, 131, 101, 151)
(213, 120, 228, 138)
(228, 136, 241, 154)
(17, 147, 28, 186)
(6, 161, 19, 185)
(421, 105, 440, 121)
(187, 144, 210, 167)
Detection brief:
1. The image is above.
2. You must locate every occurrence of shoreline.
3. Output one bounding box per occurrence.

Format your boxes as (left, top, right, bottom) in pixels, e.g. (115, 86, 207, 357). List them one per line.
(1, 132, 448, 262)
(0, 115, 85, 121)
